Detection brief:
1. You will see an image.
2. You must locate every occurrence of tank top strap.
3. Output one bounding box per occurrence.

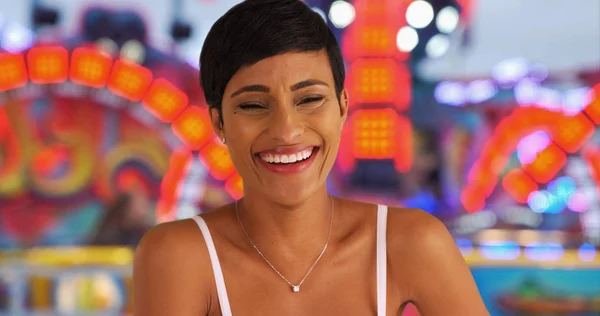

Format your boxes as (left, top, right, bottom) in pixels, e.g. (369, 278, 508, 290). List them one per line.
(377, 204, 388, 316)
(192, 216, 233, 316)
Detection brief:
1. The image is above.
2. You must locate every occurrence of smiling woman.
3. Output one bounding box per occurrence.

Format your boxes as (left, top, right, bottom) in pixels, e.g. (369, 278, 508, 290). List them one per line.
(132, 0, 489, 315)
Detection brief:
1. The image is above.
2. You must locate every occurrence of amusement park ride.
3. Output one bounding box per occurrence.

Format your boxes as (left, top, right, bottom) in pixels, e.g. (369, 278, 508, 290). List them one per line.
(0, 0, 599, 315)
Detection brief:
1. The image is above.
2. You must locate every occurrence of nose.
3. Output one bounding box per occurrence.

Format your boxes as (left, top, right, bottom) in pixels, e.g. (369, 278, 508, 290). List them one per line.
(267, 104, 304, 143)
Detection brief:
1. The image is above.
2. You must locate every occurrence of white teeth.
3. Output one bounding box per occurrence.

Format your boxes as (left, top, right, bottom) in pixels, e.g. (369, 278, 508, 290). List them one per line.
(260, 148, 315, 164)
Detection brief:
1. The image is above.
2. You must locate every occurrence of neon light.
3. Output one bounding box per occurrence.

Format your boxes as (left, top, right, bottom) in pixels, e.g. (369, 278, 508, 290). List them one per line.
(583, 83, 600, 123)
(347, 58, 411, 109)
(516, 131, 550, 164)
(171, 106, 212, 150)
(0, 44, 247, 226)
(349, 109, 412, 171)
(522, 143, 567, 184)
(70, 47, 113, 88)
(225, 174, 243, 199)
(502, 169, 538, 203)
(160, 149, 192, 198)
(393, 115, 413, 172)
(142, 78, 189, 123)
(460, 186, 485, 213)
(466, 161, 498, 197)
(0, 53, 27, 92)
(337, 121, 355, 173)
(198, 138, 236, 180)
(107, 59, 153, 101)
(527, 190, 554, 213)
(0, 107, 23, 196)
(157, 149, 192, 221)
(27, 46, 69, 84)
(351, 109, 396, 158)
(548, 176, 576, 201)
(461, 106, 599, 212)
(340, 0, 413, 176)
(342, 24, 409, 61)
(582, 146, 600, 187)
(549, 112, 594, 153)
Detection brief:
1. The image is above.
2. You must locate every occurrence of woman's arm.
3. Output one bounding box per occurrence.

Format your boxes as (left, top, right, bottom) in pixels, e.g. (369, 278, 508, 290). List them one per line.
(389, 209, 489, 315)
(133, 220, 211, 315)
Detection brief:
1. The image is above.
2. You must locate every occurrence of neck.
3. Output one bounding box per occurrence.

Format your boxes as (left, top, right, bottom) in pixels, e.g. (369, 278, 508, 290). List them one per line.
(236, 187, 334, 261)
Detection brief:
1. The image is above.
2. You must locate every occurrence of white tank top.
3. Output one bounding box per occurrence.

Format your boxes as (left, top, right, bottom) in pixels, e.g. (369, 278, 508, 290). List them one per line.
(192, 204, 388, 316)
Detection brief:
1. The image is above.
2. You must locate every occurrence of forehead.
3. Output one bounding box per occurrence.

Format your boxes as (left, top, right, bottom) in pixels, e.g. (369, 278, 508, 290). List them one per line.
(226, 50, 334, 90)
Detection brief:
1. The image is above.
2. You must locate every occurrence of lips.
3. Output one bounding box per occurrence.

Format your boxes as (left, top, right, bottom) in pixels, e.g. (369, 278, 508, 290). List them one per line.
(258, 147, 315, 164)
(255, 146, 320, 174)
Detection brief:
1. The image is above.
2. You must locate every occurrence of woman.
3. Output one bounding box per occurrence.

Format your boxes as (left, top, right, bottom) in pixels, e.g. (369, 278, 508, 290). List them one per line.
(133, 0, 489, 315)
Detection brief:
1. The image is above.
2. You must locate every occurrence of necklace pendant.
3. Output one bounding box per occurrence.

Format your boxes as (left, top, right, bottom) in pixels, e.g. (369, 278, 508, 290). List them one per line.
(292, 285, 300, 293)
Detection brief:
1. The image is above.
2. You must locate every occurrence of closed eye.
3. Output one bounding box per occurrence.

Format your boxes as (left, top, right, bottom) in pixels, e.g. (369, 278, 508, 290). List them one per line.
(299, 96, 324, 105)
(238, 103, 266, 110)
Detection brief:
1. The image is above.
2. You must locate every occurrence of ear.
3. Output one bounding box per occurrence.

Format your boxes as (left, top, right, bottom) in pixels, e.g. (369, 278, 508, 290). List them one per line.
(339, 88, 349, 126)
(209, 107, 224, 139)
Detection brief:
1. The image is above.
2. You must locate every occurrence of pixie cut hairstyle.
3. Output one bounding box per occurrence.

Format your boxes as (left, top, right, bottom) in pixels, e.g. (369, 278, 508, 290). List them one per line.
(199, 0, 345, 119)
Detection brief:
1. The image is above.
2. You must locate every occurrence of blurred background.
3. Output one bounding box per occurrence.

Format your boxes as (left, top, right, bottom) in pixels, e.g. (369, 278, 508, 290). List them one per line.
(0, 0, 599, 315)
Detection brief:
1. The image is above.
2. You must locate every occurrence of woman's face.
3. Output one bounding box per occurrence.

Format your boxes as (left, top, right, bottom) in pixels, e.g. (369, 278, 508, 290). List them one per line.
(212, 50, 348, 204)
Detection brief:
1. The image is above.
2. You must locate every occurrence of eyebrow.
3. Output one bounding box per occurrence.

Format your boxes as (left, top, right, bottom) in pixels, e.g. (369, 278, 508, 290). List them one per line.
(290, 79, 329, 91)
(230, 84, 270, 98)
(229, 79, 329, 98)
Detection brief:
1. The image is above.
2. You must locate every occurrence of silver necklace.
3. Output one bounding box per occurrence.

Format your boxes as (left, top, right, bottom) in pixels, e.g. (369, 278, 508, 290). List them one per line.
(234, 197, 334, 293)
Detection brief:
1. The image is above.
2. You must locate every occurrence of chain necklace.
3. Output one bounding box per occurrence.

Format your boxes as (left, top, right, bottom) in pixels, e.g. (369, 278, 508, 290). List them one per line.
(234, 197, 334, 293)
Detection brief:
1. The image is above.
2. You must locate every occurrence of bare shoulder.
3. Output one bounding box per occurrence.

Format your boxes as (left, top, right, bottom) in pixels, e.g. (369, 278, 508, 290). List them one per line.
(386, 207, 451, 249)
(133, 218, 214, 315)
(385, 207, 489, 315)
(135, 218, 210, 268)
(384, 207, 457, 269)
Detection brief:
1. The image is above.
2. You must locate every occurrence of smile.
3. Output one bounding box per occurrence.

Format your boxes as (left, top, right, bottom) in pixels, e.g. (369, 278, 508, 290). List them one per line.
(259, 147, 315, 164)
(255, 146, 320, 174)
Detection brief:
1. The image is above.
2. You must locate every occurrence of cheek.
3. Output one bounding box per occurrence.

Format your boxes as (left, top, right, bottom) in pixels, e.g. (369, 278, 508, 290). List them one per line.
(225, 122, 260, 163)
(313, 114, 343, 142)
(225, 117, 258, 141)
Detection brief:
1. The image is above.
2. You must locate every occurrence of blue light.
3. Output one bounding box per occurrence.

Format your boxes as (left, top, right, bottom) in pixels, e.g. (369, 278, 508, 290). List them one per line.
(548, 176, 576, 202)
(527, 190, 551, 213)
(527, 189, 566, 214)
(456, 238, 473, 256)
(578, 243, 597, 262)
(524, 242, 564, 261)
(480, 241, 521, 260)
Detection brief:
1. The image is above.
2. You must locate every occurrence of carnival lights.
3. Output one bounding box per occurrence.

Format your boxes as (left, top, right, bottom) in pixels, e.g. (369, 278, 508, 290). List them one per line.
(0, 45, 244, 222)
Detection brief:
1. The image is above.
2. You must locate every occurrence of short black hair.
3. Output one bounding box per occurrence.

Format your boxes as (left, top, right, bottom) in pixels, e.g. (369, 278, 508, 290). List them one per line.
(200, 0, 345, 119)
